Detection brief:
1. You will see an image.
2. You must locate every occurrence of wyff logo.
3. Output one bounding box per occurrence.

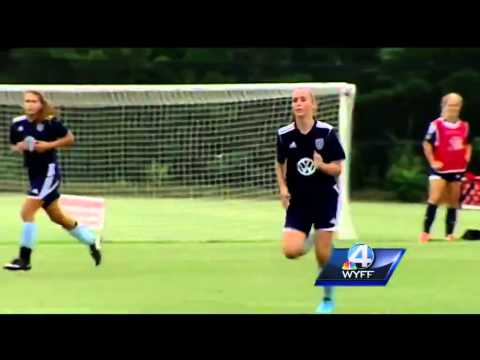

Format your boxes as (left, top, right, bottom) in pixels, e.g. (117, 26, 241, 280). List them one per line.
(315, 243, 405, 287)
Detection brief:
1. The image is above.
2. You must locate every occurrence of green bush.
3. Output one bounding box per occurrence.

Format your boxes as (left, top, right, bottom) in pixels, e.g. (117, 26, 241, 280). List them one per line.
(386, 143, 427, 202)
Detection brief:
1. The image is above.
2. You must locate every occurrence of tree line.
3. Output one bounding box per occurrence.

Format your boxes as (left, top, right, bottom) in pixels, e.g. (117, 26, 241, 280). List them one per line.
(2, 48, 479, 196)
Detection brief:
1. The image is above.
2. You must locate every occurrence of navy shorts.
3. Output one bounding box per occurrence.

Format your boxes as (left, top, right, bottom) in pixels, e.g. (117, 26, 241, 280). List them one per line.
(428, 168, 464, 182)
(27, 163, 61, 209)
(284, 190, 340, 235)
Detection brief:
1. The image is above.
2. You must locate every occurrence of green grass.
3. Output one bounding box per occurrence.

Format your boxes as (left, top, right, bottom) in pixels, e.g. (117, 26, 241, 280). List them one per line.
(0, 193, 479, 314)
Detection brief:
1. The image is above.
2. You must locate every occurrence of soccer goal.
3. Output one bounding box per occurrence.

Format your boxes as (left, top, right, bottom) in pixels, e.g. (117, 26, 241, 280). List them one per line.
(0, 83, 357, 240)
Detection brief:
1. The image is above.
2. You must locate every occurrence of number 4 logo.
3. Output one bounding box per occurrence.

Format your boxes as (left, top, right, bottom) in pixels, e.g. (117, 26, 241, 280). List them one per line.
(348, 244, 374, 269)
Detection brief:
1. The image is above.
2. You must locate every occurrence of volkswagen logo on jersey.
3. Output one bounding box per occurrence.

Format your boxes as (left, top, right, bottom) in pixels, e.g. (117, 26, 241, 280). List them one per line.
(36, 123, 45, 132)
(297, 157, 316, 176)
(315, 138, 324, 151)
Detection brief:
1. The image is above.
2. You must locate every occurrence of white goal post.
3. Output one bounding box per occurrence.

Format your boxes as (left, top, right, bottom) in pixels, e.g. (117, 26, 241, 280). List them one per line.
(0, 83, 357, 240)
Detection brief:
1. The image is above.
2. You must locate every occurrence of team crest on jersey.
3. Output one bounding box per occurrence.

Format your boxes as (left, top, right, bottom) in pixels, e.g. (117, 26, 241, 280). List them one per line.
(36, 123, 44, 132)
(449, 136, 464, 151)
(315, 138, 324, 151)
(297, 157, 316, 176)
(17, 126, 23, 132)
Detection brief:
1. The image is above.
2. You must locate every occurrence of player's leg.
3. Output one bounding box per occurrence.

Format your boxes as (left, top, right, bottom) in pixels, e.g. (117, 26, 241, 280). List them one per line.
(314, 230, 334, 266)
(5, 165, 62, 271)
(313, 192, 338, 314)
(314, 229, 335, 311)
(420, 176, 447, 243)
(4, 197, 43, 271)
(43, 197, 76, 230)
(444, 179, 462, 241)
(43, 196, 102, 266)
(282, 229, 307, 259)
(282, 200, 311, 259)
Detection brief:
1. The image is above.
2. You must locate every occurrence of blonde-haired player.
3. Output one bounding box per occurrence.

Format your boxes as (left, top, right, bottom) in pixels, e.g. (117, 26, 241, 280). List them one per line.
(275, 88, 346, 314)
(420, 93, 472, 243)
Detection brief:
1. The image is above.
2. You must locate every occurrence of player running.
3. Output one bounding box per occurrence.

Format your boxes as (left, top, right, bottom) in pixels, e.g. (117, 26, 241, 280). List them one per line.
(420, 93, 472, 243)
(275, 88, 346, 314)
(4, 90, 102, 271)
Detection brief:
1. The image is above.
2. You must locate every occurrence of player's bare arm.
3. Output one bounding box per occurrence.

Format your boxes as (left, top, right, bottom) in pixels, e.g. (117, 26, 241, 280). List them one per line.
(34, 131, 75, 153)
(422, 141, 443, 170)
(466, 143, 472, 163)
(275, 161, 290, 209)
(11, 141, 27, 153)
(313, 151, 342, 177)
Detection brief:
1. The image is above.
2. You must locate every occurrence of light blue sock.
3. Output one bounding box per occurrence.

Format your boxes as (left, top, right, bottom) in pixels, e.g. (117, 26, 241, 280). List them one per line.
(321, 242, 335, 299)
(20, 222, 38, 249)
(324, 286, 334, 299)
(69, 224, 96, 246)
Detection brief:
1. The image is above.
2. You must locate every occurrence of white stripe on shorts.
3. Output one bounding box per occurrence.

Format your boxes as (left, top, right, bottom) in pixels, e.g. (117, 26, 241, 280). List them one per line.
(283, 227, 304, 233)
(330, 180, 342, 232)
(317, 226, 337, 232)
(38, 164, 58, 199)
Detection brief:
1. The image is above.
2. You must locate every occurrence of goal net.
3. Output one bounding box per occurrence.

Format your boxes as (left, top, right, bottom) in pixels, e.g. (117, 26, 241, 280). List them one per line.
(0, 83, 357, 240)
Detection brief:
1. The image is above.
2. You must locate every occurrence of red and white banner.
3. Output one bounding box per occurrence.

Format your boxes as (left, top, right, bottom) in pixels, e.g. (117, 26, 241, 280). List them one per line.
(59, 194, 106, 231)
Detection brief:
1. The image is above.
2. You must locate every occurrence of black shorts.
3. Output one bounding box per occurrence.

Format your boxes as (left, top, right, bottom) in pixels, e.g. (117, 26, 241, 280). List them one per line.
(428, 168, 465, 182)
(284, 191, 340, 235)
(27, 163, 61, 209)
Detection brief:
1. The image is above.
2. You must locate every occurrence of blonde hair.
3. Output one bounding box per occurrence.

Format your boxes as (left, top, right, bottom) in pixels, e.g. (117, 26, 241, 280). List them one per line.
(441, 92, 463, 109)
(291, 88, 318, 122)
(23, 90, 57, 120)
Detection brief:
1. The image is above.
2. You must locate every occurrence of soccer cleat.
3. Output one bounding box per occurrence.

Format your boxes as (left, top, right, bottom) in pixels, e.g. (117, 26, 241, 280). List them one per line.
(315, 297, 335, 314)
(3, 258, 31, 271)
(446, 234, 457, 242)
(419, 232, 430, 244)
(89, 235, 102, 266)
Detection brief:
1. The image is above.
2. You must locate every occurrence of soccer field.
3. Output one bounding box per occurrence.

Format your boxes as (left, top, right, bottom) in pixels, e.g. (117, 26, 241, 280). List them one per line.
(0, 194, 479, 314)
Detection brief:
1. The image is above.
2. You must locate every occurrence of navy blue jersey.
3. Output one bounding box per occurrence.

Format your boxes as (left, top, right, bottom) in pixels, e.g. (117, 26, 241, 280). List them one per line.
(9, 115, 69, 176)
(276, 120, 346, 201)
